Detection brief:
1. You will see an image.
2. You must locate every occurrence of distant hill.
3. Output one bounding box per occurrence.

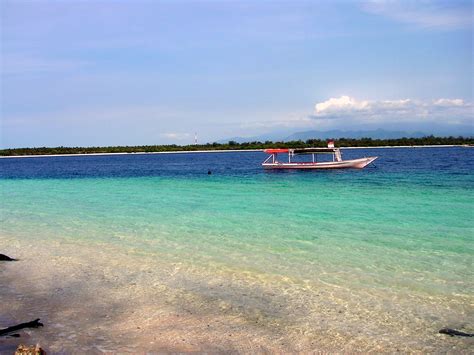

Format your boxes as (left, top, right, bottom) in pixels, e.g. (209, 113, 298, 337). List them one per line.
(218, 129, 428, 143)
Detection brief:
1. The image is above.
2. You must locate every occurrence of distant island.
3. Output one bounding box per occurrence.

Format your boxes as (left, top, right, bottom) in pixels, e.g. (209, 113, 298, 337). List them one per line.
(0, 136, 472, 157)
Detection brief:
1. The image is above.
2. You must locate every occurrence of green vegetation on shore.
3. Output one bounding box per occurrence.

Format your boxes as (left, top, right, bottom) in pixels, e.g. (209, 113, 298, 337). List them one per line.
(1, 136, 472, 156)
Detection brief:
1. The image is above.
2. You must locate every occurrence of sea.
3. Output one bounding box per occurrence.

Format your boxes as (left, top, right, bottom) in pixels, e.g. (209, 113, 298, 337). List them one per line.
(0, 147, 473, 352)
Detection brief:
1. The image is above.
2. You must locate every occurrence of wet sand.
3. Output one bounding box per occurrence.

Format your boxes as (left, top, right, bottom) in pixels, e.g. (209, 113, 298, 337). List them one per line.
(1, 234, 473, 353)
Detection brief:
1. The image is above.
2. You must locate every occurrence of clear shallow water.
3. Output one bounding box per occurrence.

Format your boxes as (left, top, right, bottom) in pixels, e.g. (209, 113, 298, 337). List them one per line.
(1, 147, 473, 351)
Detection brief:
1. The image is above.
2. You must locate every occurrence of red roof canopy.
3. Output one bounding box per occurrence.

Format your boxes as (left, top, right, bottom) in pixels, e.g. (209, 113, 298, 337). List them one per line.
(264, 148, 289, 153)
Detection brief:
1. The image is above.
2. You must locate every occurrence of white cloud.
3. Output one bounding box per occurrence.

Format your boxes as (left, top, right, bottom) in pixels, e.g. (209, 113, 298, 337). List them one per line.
(433, 98, 465, 106)
(315, 96, 369, 115)
(361, 0, 473, 30)
(312, 96, 473, 126)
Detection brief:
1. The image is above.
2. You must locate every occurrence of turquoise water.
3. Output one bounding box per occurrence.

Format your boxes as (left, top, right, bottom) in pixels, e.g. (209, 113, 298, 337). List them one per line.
(1, 148, 473, 351)
(1, 148, 473, 294)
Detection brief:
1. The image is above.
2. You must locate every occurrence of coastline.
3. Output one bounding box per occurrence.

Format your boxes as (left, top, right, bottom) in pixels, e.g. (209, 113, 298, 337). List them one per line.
(0, 144, 470, 159)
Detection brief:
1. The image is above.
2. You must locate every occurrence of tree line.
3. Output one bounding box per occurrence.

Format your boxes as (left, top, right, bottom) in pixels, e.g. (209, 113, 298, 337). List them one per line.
(1, 136, 472, 156)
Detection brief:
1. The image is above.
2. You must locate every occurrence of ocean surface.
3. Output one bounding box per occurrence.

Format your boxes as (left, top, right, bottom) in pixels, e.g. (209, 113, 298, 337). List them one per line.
(1, 147, 473, 352)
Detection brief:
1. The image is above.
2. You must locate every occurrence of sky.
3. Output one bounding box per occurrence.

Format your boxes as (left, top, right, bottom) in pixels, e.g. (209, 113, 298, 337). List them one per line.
(1, 0, 472, 148)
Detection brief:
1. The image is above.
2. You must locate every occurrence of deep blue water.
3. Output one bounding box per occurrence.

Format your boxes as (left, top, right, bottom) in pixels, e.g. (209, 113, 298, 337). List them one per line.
(1, 147, 473, 182)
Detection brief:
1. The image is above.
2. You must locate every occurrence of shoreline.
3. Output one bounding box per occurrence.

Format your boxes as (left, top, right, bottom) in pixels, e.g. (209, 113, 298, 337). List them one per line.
(0, 144, 470, 159)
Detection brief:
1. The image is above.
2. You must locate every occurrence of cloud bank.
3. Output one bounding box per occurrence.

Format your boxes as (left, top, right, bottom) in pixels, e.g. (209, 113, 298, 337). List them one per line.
(312, 96, 473, 128)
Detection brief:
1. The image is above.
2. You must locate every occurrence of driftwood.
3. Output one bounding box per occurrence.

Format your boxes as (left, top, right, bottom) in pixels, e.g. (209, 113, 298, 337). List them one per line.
(0, 319, 43, 337)
(439, 328, 474, 337)
(0, 253, 17, 261)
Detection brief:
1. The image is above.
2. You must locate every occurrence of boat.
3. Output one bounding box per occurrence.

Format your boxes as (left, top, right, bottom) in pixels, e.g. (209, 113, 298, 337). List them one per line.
(262, 141, 377, 170)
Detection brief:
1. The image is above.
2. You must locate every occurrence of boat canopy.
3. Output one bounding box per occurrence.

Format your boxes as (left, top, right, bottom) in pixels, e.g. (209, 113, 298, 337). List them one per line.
(264, 148, 289, 153)
(292, 148, 338, 154)
(264, 147, 339, 154)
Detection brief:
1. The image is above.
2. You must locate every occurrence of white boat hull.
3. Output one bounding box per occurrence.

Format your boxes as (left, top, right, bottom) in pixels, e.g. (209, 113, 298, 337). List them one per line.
(262, 156, 378, 169)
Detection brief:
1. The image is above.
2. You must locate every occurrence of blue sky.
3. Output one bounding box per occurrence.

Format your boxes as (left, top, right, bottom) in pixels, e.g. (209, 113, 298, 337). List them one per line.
(1, 0, 472, 148)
